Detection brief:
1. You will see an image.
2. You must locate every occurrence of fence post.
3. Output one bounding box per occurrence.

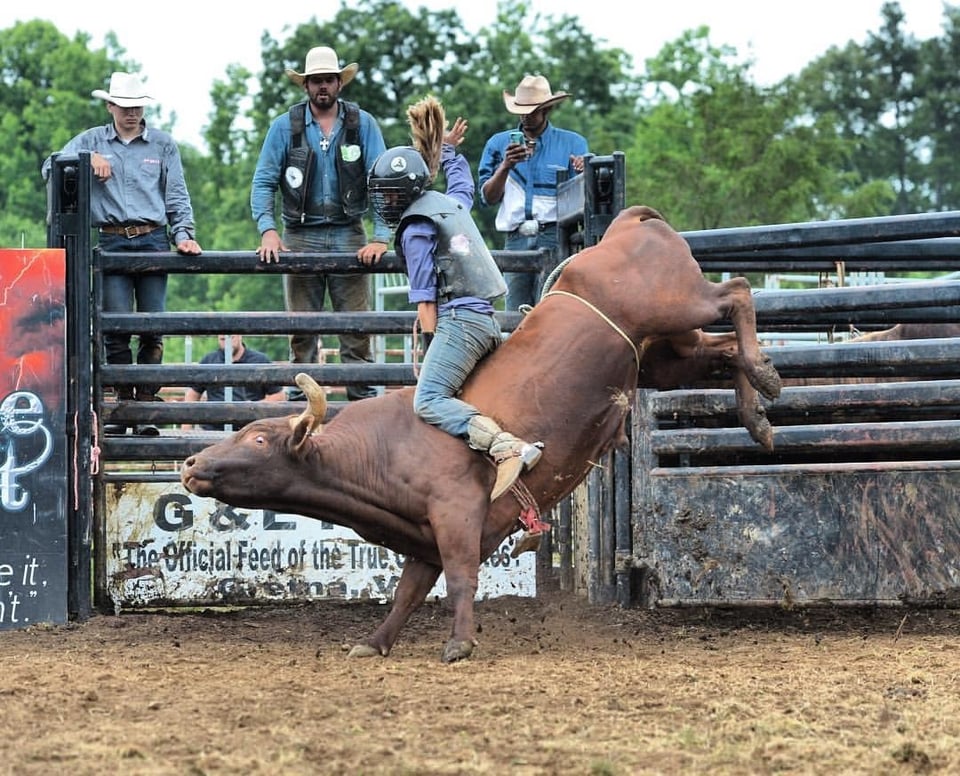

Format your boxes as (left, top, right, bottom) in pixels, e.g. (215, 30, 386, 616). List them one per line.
(48, 152, 94, 621)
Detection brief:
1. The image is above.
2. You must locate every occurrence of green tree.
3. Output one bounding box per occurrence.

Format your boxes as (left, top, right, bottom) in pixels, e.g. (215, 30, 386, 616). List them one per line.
(434, 0, 641, 239)
(7, 1, 959, 262)
(913, 4, 960, 210)
(232, 0, 638, 247)
(866, 1, 923, 213)
(627, 28, 850, 231)
(250, 0, 474, 148)
(792, 1, 930, 215)
(0, 21, 136, 246)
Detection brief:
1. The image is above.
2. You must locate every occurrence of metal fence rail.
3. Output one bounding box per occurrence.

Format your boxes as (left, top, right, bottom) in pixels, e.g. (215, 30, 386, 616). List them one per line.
(47, 150, 960, 616)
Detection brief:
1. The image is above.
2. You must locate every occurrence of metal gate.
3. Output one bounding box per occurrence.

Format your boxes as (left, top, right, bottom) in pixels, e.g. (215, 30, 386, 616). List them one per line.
(48, 151, 960, 616)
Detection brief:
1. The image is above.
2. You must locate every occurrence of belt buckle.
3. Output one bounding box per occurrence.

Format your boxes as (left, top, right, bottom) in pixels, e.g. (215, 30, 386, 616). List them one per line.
(123, 225, 139, 238)
(518, 219, 539, 237)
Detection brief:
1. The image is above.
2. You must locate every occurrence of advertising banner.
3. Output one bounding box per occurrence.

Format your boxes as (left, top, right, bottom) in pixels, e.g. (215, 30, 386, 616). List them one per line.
(0, 249, 68, 629)
(105, 482, 536, 608)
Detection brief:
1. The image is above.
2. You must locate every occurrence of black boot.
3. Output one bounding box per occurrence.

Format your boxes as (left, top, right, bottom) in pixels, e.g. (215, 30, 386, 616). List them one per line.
(105, 387, 133, 435)
(135, 336, 164, 435)
(134, 389, 162, 436)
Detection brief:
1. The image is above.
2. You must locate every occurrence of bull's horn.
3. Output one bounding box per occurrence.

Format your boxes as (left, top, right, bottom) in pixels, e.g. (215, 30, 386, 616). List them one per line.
(294, 372, 327, 430)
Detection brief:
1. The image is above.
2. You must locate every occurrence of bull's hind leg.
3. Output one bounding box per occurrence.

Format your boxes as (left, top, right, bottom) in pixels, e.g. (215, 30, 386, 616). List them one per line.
(347, 558, 441, 659)
(717, 277, 782, 400)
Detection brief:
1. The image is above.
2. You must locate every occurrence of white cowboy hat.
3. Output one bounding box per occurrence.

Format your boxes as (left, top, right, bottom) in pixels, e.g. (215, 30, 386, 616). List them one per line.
(91, 72, 154, 107)
(285, 46, 359, 87)
(503, 75, 570, 115)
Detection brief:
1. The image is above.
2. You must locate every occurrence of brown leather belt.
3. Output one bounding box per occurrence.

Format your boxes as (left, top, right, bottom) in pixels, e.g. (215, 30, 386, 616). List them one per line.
(99, 223, 163, 238)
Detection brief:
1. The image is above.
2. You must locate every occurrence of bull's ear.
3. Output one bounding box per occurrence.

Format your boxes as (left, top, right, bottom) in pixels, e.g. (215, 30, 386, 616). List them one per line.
(290, 415, 321, 454)
(287, 413, 324, 434)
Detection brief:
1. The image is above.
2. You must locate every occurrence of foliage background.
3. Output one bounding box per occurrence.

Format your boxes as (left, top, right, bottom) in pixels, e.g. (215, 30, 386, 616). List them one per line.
(2, 0, 957, 357)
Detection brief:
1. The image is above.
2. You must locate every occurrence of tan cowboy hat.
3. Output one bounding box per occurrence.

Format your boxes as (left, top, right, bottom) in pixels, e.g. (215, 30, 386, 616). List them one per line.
(91, 72, 154, 107)
(503, 75, 570, 115)
(286, 46, 359, 87)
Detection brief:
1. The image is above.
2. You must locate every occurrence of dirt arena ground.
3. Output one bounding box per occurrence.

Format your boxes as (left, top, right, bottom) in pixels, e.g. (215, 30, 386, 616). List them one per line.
(1, 586, 958, 775)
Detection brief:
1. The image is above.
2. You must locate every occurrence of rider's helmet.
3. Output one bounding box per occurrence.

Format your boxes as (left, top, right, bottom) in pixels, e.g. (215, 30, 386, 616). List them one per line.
(368, 146, 431, 228)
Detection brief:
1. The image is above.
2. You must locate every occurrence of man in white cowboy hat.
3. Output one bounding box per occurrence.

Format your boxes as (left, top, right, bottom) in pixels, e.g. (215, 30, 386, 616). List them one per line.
(41, 71, 202, 437)
(478, 74, 588, 312)
(252, 46, 391, 402)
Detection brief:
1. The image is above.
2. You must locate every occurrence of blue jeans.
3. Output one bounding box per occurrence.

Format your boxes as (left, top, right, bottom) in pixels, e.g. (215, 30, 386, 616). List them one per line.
(283, 222, 375, 400)
(413, 308, 502, 439)
(99, 229, 170, 398)
(504, 228, 559, 311)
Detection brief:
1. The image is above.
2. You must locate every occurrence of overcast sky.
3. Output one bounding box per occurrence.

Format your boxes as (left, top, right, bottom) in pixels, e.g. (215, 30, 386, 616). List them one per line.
(1, 0, 950, 149)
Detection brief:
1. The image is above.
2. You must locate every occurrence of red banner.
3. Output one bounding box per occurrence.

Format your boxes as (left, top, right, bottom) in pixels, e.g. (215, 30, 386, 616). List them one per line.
(0, 249, 68, 628)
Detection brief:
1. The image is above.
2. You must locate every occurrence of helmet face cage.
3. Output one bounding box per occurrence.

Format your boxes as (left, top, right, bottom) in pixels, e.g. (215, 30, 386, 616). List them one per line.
(369, 147, 430, 228)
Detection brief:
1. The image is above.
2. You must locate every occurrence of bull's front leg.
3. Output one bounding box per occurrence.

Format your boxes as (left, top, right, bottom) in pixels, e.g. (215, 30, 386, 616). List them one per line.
(440, 560, 480, 663)
(430, 506, 485, 663)
(720, 277, 782, 401)
(347, 557, 440, 659)
(732, 365, 774, 450)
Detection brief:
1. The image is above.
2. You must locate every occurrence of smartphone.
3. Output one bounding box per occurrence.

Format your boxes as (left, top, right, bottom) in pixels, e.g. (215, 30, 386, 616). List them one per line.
(509, 130, 525, 146)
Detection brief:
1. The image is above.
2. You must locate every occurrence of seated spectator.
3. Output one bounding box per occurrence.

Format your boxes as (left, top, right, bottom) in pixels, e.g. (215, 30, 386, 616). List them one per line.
(182, 335, 285, 430)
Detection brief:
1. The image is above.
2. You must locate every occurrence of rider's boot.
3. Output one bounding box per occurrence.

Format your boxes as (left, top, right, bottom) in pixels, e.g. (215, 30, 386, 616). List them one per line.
(467, 415, 543, 501)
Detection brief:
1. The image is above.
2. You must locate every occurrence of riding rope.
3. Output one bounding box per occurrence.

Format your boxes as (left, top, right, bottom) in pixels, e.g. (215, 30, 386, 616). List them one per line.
(73, 409, 102, 511)
(411, 317, 425, 380)
(510, 478, 551, 532)
(503, 265, 639, 535)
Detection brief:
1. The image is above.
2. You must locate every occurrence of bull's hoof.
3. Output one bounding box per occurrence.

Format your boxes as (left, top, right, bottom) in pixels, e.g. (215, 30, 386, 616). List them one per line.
(746, 416, 775, 451)
(347, 643, 384, 659)
(441, 638, 476, 663)
(749, 359, 783, 401)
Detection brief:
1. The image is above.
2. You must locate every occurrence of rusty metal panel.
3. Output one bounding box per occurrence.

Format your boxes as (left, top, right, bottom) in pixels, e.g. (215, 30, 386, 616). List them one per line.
(633, 464, 960, 606)
(104, 482, 535, 609)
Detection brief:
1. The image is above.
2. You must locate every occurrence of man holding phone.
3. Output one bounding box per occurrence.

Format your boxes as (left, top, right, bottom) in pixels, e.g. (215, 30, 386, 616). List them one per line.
(478, 75, 589, 311)
(509, 130, 528, 155)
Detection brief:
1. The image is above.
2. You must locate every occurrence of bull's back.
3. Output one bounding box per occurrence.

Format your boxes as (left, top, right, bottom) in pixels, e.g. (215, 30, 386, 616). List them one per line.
(552, 208, 719, 335)
(329, 388, 445, 466)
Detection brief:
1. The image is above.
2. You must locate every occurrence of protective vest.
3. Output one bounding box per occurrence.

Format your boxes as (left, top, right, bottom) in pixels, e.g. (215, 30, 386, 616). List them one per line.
(396, 191, 507, 304)
(280, 100, 368, 224)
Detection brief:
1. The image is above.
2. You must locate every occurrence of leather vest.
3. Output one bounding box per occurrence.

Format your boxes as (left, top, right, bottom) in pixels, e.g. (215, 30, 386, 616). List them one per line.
(397, 191, 507, 304)
(280, 100, 368, 224)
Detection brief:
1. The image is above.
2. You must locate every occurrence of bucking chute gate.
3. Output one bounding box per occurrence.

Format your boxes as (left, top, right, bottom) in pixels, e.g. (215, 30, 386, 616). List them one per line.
(44, 151, 960, 621)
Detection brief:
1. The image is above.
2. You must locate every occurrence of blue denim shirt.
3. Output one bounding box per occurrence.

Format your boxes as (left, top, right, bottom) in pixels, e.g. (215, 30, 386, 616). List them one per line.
(477, 121, 588, 233)
(41, 122, 196, 243)
(251, 99, 391, 243)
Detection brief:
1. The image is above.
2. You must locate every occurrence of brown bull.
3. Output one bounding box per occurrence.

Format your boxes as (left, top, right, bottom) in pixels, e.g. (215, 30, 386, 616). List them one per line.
(852, 322, 960, 341)
(180, 205, 782, 662)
